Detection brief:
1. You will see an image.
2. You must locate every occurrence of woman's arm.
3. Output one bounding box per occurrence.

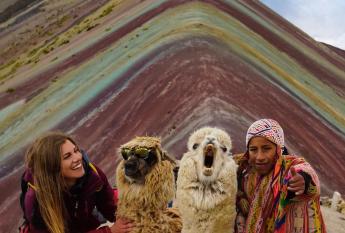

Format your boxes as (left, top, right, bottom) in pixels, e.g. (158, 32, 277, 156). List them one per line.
(94, 166, 116, 222)
(86, 219, 134, 233)
(90, 166, 134, 232)
(109, 218, 134, 233)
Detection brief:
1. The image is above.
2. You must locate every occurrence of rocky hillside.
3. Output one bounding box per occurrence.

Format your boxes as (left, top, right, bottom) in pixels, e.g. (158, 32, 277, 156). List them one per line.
(0, 0, 345, 232)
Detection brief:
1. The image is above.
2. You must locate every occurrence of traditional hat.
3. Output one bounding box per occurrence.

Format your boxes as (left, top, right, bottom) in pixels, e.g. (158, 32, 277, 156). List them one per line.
(246, 119, 284, 147)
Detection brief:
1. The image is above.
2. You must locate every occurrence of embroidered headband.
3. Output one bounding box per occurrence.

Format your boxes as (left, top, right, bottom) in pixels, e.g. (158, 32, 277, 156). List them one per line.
(246, 119, 284, 147)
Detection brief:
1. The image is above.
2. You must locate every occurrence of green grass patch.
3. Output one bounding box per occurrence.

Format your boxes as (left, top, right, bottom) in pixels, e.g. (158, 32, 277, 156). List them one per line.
(6, 88, 15, 93)
(98, 4, 114, 18)
(56, 15, 70, 27)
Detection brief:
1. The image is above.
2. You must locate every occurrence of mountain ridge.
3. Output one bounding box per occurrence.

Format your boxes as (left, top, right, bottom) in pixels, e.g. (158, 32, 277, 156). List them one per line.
(0, 1, 344, 232)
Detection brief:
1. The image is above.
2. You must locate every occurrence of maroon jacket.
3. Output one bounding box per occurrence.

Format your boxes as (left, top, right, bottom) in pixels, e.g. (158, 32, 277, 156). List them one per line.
(22, 157, 116, 233)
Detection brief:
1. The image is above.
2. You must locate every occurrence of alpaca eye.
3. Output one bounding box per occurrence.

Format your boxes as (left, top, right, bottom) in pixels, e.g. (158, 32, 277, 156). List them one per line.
(192, 143, 199, 150)
(221, 146, 227, 152)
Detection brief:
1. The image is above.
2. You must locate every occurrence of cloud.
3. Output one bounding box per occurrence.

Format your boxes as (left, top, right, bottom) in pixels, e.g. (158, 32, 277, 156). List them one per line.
(261, 0, 345, 49)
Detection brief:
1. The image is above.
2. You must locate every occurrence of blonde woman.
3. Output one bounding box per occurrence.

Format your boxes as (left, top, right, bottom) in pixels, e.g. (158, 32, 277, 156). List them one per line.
(20, 132, 133, 233)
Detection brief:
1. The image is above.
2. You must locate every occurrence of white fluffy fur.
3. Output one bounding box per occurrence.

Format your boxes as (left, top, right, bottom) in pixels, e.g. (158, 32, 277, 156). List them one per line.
(176, 127, 237, 233)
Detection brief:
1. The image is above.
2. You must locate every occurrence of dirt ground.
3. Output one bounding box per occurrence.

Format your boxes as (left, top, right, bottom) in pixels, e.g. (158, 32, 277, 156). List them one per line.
(322, 206, 345, 233)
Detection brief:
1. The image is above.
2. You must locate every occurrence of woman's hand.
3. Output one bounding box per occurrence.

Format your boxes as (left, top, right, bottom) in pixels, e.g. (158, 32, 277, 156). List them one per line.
(287, 166, 305, 195)
(110, 218, 134, 233)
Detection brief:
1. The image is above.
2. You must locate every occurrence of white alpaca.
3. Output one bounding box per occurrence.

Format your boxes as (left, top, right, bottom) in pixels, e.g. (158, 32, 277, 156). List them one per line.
(176, 127, 237, 233)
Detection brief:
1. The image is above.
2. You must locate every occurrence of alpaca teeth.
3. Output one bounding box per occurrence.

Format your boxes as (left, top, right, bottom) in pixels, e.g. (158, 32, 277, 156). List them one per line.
(203, 167, 213, 176)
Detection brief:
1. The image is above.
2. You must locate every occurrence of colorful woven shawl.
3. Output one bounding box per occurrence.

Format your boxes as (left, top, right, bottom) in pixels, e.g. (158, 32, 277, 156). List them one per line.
(238, 153, 322, 233)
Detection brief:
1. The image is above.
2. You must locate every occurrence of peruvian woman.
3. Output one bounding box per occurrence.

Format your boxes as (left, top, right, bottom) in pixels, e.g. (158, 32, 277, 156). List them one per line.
(235, 119, 326, 233)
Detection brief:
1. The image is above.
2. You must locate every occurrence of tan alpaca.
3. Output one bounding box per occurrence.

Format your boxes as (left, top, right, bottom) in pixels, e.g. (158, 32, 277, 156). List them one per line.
(176, 127, 237, 233)
(116, 136, 182, 233)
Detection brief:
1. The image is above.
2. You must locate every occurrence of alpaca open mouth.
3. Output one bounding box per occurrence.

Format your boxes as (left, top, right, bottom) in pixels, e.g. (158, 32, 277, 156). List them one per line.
(203, 144, 215, 176)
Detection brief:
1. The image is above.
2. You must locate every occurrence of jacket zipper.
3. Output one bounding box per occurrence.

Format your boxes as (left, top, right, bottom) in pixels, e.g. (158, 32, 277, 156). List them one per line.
(74, 200, 79, 217)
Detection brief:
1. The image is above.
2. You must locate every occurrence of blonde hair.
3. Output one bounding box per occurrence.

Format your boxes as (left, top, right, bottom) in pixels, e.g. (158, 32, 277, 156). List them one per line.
(26, 132, 77, 233)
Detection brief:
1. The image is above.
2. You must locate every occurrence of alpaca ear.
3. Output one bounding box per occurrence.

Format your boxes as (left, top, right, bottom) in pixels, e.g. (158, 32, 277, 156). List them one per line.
(161, 150, 176, 165)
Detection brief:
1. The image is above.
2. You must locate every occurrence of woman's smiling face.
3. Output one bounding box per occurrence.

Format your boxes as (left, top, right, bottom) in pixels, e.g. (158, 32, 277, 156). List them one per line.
(248, 136, 277, 175)
(60, 139, 85, 187)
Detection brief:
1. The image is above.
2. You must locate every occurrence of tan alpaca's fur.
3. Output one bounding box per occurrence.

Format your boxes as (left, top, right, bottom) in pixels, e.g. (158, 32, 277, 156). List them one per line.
(176, 127, 237, 233)
(116, 137, 182, 233)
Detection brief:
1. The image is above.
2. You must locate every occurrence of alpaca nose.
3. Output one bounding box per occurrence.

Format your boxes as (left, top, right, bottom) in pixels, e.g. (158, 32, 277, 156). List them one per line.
(124, 159, 139, 176)
(206, 136, 216, 145)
